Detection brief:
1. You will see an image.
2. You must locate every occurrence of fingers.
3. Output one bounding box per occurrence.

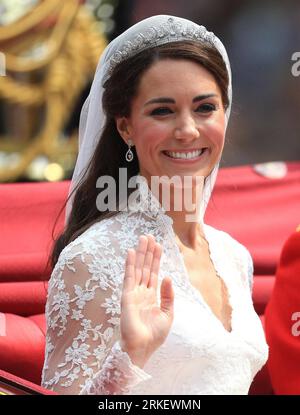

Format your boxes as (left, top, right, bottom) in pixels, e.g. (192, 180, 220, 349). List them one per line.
(123, 248, 136, 292)
(148, 242, 162, 291)
(125, 235, 163, 291)
(134, 236, 148, 285)
(160, 276, 174, 317)
(140, 235, 155, 286)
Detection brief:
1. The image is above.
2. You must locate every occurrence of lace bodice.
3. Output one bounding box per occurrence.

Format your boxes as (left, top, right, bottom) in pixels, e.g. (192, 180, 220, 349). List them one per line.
(41, 183, 268, 395)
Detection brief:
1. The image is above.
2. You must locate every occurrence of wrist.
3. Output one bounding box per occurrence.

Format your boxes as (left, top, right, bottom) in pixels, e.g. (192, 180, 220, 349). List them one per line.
(119, 340, 150, 369)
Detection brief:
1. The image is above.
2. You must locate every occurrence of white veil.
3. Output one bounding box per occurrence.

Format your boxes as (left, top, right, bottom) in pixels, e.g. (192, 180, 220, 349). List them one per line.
(65, 15, 232, 224)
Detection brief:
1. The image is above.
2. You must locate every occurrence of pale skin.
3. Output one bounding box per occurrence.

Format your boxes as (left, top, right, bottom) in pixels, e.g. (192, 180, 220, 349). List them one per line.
(120, 234, 174, 368)
(116, 58, 232, 368)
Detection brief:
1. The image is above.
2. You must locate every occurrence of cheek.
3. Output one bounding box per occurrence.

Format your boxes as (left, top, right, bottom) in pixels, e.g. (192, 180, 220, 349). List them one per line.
(204, 116, 226, 149)
(132, 119, 169, 150)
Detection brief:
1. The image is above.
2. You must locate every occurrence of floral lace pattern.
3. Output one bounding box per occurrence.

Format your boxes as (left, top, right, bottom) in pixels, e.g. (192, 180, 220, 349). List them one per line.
(81, 341, 151, 395)
(42, 180, 268, 394)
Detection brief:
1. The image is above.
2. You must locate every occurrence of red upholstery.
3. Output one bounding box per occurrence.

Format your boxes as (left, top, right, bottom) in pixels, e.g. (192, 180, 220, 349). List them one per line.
(0, 162, 299, 393)
(205, 162, 300, 275)
(0, 181, 69, 282)
(0, 368, 56, 395)
(0, 313, 46, 384)
(0, 281, 47, 316)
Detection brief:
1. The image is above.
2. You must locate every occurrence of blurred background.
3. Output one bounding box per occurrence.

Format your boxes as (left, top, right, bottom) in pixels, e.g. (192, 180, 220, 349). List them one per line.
(0, 0, 299, 183)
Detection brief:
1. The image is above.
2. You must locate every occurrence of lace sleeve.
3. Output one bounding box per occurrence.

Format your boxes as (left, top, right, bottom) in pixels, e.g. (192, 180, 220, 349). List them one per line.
(41, 242, 151, 395)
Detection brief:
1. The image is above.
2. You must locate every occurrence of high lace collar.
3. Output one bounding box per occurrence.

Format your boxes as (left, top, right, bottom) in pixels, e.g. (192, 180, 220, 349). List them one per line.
(126, 174, 169, 223)
(126, 171, 219, 226)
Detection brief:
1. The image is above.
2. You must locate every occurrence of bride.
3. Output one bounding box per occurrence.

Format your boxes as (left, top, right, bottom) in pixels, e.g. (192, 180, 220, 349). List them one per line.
(41, 15, 268, 394)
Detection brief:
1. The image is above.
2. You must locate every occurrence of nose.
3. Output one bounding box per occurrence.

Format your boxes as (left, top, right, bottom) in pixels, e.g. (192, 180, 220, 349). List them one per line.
(174, 113, 200, 142)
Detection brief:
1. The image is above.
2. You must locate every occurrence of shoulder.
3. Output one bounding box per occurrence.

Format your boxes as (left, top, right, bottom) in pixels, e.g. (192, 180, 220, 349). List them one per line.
(62, 213, 127, 256)
(51, 215, 128, 287)
(47, 217, 127, 327)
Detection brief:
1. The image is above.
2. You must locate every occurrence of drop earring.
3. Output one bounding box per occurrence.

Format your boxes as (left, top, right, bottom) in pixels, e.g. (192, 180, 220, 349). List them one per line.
(125, 139, 134, 162)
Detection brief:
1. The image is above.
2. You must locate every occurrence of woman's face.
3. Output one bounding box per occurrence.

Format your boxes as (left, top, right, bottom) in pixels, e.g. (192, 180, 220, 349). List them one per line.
(116, 58, 226, 183)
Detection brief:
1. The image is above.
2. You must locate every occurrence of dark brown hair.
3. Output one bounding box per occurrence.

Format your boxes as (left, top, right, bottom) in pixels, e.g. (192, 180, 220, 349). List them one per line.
(50, 40, 229, 269)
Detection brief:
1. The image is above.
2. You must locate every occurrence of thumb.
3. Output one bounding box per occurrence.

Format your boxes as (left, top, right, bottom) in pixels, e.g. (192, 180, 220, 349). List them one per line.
(160, 276, 174, 317)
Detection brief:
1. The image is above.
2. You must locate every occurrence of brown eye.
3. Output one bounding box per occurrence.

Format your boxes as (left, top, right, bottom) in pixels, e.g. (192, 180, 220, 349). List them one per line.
(196, 103, 216, 113)
(150, 107, 173, 116)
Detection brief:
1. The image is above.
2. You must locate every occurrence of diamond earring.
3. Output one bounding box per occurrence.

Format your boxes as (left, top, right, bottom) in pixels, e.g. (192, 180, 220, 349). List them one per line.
(125, 139, 134, 162)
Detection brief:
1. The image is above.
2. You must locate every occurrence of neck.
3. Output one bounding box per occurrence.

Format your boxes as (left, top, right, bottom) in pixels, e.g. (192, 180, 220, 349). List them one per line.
(138, 173, 208, 250)
(166, 208, 206, 251)
(159, 180, 206, 250)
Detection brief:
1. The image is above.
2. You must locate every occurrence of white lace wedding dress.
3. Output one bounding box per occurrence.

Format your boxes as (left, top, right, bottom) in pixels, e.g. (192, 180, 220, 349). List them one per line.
(41, 180, 268, 395)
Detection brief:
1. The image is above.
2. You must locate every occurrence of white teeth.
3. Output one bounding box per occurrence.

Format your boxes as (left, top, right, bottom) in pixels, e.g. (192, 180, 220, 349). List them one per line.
(164, 149, 205, 159)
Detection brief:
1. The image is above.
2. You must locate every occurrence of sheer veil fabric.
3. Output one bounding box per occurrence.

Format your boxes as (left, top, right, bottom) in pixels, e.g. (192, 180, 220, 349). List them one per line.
(42, 15, 269, 395)
(65, 14, 232, 224)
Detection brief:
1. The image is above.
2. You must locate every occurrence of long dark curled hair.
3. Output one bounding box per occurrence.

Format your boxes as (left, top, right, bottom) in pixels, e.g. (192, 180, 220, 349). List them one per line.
(50, 40, 229, 269)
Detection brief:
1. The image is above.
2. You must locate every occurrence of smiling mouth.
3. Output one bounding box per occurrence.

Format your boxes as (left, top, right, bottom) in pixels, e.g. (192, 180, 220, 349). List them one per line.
(162, 148, 208, 160)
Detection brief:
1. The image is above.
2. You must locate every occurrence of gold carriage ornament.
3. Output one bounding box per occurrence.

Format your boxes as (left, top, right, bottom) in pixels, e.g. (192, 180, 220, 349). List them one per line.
(0, 0, 107, 182)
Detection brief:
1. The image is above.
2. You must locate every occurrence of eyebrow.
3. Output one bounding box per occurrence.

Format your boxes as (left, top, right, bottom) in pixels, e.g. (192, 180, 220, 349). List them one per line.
(144, 94, 218, 106)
